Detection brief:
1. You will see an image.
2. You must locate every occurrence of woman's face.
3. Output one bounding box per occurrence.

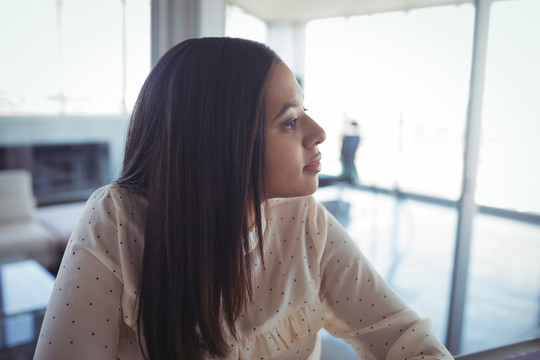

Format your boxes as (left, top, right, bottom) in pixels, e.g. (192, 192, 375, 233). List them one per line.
(264, 61, 326, 199)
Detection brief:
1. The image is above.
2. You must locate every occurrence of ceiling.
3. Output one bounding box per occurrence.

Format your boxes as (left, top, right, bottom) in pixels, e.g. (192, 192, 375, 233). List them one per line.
(228, 0, 473, 23)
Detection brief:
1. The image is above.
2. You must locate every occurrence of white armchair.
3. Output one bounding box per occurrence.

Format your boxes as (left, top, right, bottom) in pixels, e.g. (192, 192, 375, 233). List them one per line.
(0, 170, 58, 271)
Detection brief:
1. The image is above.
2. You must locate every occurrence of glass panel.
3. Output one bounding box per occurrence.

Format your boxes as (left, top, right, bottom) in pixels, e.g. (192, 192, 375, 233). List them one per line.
(464, 1, 540, 353)
(305, 5, 474, 200)
(0, 0, 150, 116)
(475, 0, 540, 214)
(61, 0, 124, 114)
(225, 5, 267, 43)
(4, 314, 35, 348)
(0, 0, 59, 115)
(125, 0, 151, 111)
(463, 214, 540, 353)
(387, 199, 456, 340)
(1, 260, 55, 316)
(315, 186, 456, 341)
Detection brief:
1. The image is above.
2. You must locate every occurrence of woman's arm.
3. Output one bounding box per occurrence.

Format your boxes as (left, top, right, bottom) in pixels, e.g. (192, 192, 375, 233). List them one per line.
(314, 201, 453, 360)
(34, 187, 125, 360)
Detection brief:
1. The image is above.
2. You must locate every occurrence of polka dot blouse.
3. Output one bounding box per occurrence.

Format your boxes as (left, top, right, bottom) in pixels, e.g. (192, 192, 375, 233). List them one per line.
(34, 185, 453, 359)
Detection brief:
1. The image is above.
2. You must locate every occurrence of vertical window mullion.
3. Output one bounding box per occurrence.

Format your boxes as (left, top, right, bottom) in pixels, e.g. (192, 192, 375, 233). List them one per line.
(446, 0, 493, 354)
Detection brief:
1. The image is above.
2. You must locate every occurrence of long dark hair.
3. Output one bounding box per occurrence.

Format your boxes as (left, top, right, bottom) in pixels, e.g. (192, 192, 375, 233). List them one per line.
(116, 37, 278, 359)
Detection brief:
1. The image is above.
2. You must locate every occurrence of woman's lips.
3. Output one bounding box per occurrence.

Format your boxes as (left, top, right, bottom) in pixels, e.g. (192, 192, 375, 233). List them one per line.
(304, 158, 322, 173)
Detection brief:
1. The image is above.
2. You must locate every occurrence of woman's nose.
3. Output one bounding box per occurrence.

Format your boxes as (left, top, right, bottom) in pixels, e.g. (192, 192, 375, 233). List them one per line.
(304, 116, 326, 148)
(315, 123, 326, 145)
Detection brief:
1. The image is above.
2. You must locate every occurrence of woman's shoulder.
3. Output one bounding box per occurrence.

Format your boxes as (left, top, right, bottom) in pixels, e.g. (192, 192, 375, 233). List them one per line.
(87, 184, 147, 212)
(267, 195, 321, 213)
(266, 195, 333, 241)
(90, 183, 142, 199)
(68, 184, 145, 281)
(75, 184, 147, 246)
(266, 195, 346, 252)
(267, 195, 329, 225)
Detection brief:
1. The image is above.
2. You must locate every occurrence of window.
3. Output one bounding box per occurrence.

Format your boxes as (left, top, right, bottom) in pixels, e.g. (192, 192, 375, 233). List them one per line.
(225, 5, 267, 44)
(0, 0, 150, 116)
(463, 0, 540, 353)
(316, 187, 458, 340)
(0, 0, 151, 202)
(464, 214, 540, 353)
(475, 0, 540, 214)
(305, 5, 474, 200)
(307, 3, 475, 343)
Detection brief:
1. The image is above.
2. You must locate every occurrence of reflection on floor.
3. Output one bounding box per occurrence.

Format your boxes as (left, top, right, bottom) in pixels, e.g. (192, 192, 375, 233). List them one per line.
(314, 183, 540, 356)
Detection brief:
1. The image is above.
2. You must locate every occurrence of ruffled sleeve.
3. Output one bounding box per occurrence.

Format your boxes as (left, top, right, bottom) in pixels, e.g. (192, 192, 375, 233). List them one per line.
(312, 200, 453, 360)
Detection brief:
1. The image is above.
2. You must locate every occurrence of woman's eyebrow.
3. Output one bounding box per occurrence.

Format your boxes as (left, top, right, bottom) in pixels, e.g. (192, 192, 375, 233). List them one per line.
(273, 101, 299, 121)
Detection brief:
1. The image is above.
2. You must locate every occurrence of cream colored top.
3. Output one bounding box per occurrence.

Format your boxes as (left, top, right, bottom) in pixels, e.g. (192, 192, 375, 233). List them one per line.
(34, 184, 453, 360)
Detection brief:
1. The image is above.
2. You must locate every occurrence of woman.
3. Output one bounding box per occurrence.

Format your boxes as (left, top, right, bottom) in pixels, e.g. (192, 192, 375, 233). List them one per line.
(34, 38, 453, 359)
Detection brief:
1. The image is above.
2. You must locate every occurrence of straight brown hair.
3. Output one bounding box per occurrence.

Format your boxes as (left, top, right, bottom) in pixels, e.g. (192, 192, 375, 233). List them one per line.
(116, 38, 278, 359)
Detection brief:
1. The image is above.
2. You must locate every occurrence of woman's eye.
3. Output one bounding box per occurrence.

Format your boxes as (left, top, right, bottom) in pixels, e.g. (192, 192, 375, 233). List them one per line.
(303, 106, 309, 112)
(283, 118, 298, 130)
